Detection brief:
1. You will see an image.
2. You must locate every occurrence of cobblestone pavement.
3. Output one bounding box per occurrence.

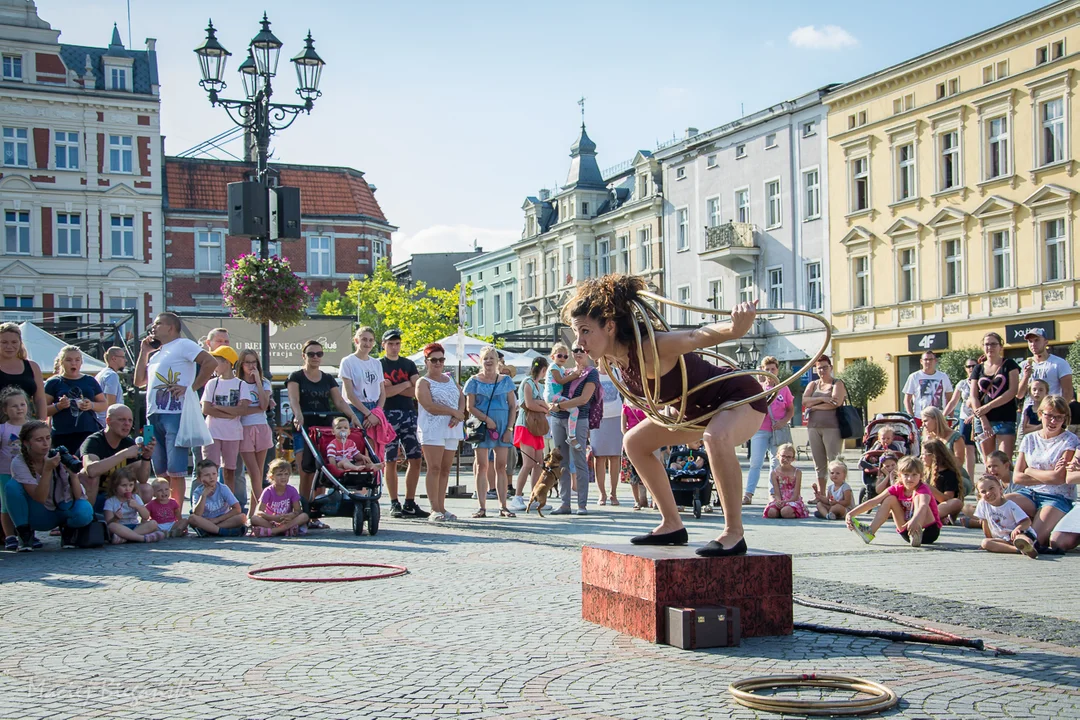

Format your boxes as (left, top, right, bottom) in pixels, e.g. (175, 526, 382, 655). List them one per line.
(1, 469, 1078, 719)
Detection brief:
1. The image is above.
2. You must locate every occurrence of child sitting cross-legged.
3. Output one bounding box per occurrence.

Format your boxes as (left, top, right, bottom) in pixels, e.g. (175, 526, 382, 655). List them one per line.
(250, 459, 310, 537)
(145, 479, 188, 537)
(813, 460, 853, 519)
(974, 474, 1038, 558)
(846, 455, 942, 547)
(188, 459, 248, 537)
(104, 467, 164, 544)
(763, 443, 808, 519)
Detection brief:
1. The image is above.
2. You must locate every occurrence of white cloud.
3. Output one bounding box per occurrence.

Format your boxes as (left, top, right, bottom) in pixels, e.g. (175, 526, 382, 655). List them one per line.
(788, 25, 858, 51)
(392, 224, 519, 262)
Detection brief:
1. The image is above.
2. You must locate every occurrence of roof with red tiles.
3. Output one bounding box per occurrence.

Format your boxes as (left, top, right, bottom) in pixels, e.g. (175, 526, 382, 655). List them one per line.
(164, 157, 390, 224)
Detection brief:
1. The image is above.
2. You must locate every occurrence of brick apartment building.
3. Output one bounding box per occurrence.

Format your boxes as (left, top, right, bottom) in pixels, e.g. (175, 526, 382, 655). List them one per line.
(163, 157, 395, 313)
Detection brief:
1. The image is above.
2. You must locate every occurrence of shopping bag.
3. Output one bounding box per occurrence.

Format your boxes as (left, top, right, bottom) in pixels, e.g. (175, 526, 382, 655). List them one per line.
(175, 386, 213, 448)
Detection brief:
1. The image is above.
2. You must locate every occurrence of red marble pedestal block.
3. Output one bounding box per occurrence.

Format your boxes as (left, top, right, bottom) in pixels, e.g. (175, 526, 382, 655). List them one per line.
(581, 544, 792, 642)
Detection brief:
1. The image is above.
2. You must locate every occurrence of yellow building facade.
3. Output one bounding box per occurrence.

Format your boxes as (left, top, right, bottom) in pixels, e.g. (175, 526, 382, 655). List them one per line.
(826, 1, 1080, 416)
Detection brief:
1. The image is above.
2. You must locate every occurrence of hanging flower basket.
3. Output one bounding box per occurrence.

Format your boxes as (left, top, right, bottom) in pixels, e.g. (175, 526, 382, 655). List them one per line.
(221, 253, 311, 328)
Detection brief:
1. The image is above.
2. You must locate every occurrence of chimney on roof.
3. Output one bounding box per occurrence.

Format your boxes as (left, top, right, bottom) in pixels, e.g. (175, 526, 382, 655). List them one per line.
(685, 127, 699, 139)
(539, 189, 550, 201)
(368, 183, 377, 192)
(146, 38, 157, 52)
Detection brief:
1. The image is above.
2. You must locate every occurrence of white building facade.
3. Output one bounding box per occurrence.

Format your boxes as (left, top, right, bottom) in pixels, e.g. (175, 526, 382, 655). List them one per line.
(657, 87, 834, 364)
(456, 244, 518, 339)
(0, 1, 162, 338)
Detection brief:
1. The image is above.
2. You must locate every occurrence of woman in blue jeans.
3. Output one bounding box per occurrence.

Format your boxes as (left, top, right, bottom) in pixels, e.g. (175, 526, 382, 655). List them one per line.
(744, 356, 794, 505)
(2, 421, 92, 551)
(464, 346, 517, 518)
(549, 348, 597, 515)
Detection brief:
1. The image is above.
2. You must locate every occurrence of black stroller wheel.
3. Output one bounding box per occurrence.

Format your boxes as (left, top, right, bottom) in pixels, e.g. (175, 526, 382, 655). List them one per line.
(366, 501, 380, 536)
(693, 498, 702, 519)
(352, 502, 364, 536)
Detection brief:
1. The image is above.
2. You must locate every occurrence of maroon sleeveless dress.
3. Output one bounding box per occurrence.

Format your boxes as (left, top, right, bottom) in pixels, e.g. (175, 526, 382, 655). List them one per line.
(621, 351, 768, 421)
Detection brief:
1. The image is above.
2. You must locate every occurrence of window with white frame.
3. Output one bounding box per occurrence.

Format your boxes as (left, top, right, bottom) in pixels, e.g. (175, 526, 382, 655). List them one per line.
(545, 252, 557, 292)
(990, 230, 1011, 290)
(477, 297, 485, 327)
(54, 131, 79, 170)
(707, 279, 723, 314)
(4, 210, 30, 254)
(986, 116, 1009, 179)
(851, 156, 869, 212)
(735, 144, 746, 159)
(109, 296, 137, 338)
(597, 239, 609, 276)
(525, 260, 536, 297)
(677, 286, 691, 325)
(896, 143, 916, 201)
(803, 169, 820, 220)
(493, 265, 500, 277)
(676, 208, 689, 251)
(939, 130, 960, 191)
(56, 294, 83, 313)
(1045, 218, 1066, 282)
(707, 155, 717, 168)
(2, 54, 22, 80)
(802, 121, 816, 137)
(1040, 98, 1065, 166)
(250, 240, 282, 258)
(307, 236, 332, 277)
(806, 261, 823, 312)
(3, 296, 33, 322)
(563, 245, 575, 284)
(706, 197, 721, 228)
(735, 188, 749, 223)
(581, 201, 589, 216)
(110, 67, 127, 91)
(196, 230, 223, 273)
(110, 215, 134, 258)
(505, 291, 514, 320)
(767, 267, 783, 309)
(637, 173, 649, 198)
(943, 239, 963, 296)
(371, 238, 385, 265)
(638, 227, 652, 271)
(853, 256, 869, 308)
(493, 294, 501, 324)
(765, 180, 781, 229)
(581, 243, 593, 279)
(676, 167, 685, 180)
(738, 274, 754, 305)
(892, 93, 915, 115)
(56, 213, 81, 257)
(2, 127, 28, 167)
(617, 235, 629, 273)
(765, 133, 777, 149)
(898, 247, 916, 302)
(109, 135, 133, 173)
(1036, 40, 1066, 65)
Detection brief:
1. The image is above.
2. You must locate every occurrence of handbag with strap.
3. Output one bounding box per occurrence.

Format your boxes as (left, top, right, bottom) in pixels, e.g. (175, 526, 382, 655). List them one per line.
(464, 377, 499, 445)
(836, 403, 864, 440)
(522, 379, 550, 437)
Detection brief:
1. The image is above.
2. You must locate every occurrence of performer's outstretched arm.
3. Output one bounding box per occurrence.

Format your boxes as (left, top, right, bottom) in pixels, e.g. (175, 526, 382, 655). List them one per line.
(655, 301, 758, 358)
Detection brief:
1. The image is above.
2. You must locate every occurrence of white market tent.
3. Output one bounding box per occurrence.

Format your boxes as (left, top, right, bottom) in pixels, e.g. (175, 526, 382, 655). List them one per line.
(408, 333, 533, 371)
(20, 322, 107, 374)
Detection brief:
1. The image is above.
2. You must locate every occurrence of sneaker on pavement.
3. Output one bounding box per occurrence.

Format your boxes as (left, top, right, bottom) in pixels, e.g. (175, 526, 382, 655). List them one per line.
(549, 506, 572, 515)
(401, 499, 430, 519)
(31, 534, 42, 549)
(575, 508, 588, 516)
(813, 510, 826, 519)
(508, 496, 527, 512)
(15, 526, 34, 552)
(1013, 535, 1038, 559)
(908, 526, 923, 548)
(389, 500, 403, 518)
(485, 489, 498, 500)
(850, 517, 875, 545)
(4, 535, 16, 552)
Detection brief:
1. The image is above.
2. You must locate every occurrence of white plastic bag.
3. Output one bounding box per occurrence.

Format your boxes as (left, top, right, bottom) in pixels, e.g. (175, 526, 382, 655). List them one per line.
(175, 386, 213, 448)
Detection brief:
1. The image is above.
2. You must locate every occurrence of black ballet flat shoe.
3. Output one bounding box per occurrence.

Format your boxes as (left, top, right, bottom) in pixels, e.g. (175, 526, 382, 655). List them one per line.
(695, 538, 748, 557)
(630, 528, 689, 546)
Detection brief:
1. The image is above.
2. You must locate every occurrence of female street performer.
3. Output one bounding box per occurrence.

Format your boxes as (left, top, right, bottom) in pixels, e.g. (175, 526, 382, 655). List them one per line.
(564, 275, 766, 556)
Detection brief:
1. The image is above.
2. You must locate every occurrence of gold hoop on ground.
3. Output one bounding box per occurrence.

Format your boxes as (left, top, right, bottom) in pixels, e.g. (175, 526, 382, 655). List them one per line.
(598, 291, 831, 432)
(728, 674, 898, 716)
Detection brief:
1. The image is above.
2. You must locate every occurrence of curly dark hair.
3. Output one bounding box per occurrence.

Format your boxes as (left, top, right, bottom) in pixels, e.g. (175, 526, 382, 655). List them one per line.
(561, 274, 663, 348)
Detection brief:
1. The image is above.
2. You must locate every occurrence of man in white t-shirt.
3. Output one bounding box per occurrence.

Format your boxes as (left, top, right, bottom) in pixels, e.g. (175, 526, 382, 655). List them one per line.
(903, 351, 953, 418)
(134, 312, 216, 509)
(1018, 328, 1073, 408)
(94, 346, 126, 427)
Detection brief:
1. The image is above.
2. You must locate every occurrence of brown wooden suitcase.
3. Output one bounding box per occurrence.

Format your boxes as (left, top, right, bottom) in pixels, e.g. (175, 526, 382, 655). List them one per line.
(665, 606, 741, 649)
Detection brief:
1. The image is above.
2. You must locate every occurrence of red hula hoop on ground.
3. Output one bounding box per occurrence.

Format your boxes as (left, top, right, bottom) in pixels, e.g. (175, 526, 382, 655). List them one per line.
(247, 562, 408, 583)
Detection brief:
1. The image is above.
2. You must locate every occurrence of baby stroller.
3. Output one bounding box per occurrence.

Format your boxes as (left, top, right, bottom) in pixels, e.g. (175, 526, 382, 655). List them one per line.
(857, 413, 919, 502)
(666, 445, 714, 519)
(300, 426, 383, 536)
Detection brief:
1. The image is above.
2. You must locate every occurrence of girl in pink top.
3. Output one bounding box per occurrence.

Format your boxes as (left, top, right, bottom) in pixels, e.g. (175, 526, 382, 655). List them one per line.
(620, 404, 651, 509)
(0, 387, 30, 549)
(251, 459, 310, 537)
(846, 455, 941, 547)
(745, 357, 795, 505)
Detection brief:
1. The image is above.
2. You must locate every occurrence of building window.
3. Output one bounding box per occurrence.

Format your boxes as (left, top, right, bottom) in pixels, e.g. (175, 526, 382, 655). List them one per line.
(803, 169, 820, 220)
(765, 133, 777, 149)
(546, 252, 557, 292)
(56, 213, 82, 257)
(110, 215, 134, 258)
(851, 157, 869, 212)
(899, 247, 916, 302)
(4, 210, 30, 254)
(706, 197, 721, 228)
(853, 256, 869, 308)
(676, 167, 685, 180)
(505, 291, 514, 321)
(737, 274, 754, 306)
(109, 135, 133, 173)
(56, 294, 83, 313)
(581, 201, 589, 216)
(1037, 40, 1066, 65)
(637, 173, 649, 198)
(2, 127, 28, 167)
(3, 296, 33, 322)
(939, 130, 960, 191)
(1040, 98, 1065, 166)
(986, 116, 1009, 179)
(638, 227, 652, 271)
(2, 54, 22, 80)
(676, 208, 689, 251)
(1045, 218, 1066, 282)
(892, 93, 914, 115)
(983, 60, 1009, 84)
(735, 188, 750, 223)
(706, 154, 717, 168)
(617, 236, 629, 274)
(735, 144, 746, 159)
(493, 294, 501, 324)
(597, 239, 609, 275)
(110, 67, 127, 91)
(802, 121, 816, 137)
(765, 180, 781, 229)
(677, 286, 691, 325)
(250, 240, 282, 258)
(494, 265, 500, 277)
(52, 131, 80, 170)
(936, 78, 960, 99)
(990, 230, 1011, 290)
(525, 260, 536, 297)
(707, 279, 723, 314)
(307, 236, 331, 277)
(477, 298, 485, 327)
(563, 246, 575, 284)
(944, 239, 962, 296)
(896, 143, 916, 201)
(371, 239, 385, 265)
(196, 230, 223, 273)
(767, 267, 783, 309)
(582, 244, 593, 279)
(806, 261, 822, 312)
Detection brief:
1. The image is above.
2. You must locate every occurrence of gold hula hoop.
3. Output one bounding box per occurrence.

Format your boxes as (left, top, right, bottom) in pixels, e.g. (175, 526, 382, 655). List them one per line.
(598, 291, 831, 432)
(728, 674, 898, 716)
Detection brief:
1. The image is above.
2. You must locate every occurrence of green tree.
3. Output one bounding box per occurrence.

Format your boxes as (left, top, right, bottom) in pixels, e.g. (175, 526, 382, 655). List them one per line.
(838, 359, 888, 417)
(939, 346, 983, 386)
(1067, 335, 1080, 382)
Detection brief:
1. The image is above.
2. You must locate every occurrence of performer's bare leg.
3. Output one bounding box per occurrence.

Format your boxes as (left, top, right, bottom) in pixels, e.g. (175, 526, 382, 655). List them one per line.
(624, 419, 702, 535)
(702, 403, 766, 551)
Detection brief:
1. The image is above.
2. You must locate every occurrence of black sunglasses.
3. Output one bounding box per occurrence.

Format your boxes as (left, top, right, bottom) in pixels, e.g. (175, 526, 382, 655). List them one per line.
(572, 348, 585, 354)
(554, 354, 568, 360)
(428, 356, 446, 363)
(305, 351, 324, 358)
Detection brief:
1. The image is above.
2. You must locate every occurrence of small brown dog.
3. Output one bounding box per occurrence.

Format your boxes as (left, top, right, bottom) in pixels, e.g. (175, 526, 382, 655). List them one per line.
(527, 448, 563, 517)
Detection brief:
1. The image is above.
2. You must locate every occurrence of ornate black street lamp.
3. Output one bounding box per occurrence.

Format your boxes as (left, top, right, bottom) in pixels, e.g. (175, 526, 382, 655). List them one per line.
(194, 14, 325, 378)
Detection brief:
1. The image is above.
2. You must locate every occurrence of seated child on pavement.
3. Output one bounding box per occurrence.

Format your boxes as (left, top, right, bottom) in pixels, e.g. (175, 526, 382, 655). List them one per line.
(874, 452, 899, 494)
(145, 478, 188, 537)
(974, 474, 1038, 558)
(250, 458, 310, 537)
(846, 455, 942, 547)
(104, 467, 164, 544)
(763, 443, 808, 519)
(813, 460, 853, 520)
(188, 459, 248, 537)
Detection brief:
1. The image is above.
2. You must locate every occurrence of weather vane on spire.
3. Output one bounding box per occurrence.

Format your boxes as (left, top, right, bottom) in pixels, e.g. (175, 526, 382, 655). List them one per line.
(578, 95, 586, 126)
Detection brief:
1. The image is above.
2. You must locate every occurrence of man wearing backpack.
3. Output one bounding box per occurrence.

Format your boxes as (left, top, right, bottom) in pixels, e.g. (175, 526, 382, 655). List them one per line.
(548, 347, 599, 515)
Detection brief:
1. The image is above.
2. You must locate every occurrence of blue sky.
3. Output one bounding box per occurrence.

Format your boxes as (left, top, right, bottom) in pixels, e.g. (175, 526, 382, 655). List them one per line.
(40, 0, 1050, 259)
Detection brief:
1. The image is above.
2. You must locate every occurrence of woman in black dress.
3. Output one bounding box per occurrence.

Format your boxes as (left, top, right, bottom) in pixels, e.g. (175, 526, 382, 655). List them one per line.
(0, 323, 48, 421)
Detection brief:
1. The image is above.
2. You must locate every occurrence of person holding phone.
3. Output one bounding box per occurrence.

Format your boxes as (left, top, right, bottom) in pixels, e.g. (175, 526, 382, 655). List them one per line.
(45, 345, 107, 452)
(80, 404, 155, 511)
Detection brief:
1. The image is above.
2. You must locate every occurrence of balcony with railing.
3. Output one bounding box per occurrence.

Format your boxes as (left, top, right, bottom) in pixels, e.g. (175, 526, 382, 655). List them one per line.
(699, 222, 760, 268)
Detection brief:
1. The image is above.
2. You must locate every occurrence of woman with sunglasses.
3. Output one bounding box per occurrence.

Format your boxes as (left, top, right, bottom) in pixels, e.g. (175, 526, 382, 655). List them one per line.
(944, 358, 979, 484)
(1009, 394, 1078, 549)
(970, 332, 1021, 460)
(549, 346, 599, 515)
(416, 343, 464, 522)
(287, 340, 363, 522)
